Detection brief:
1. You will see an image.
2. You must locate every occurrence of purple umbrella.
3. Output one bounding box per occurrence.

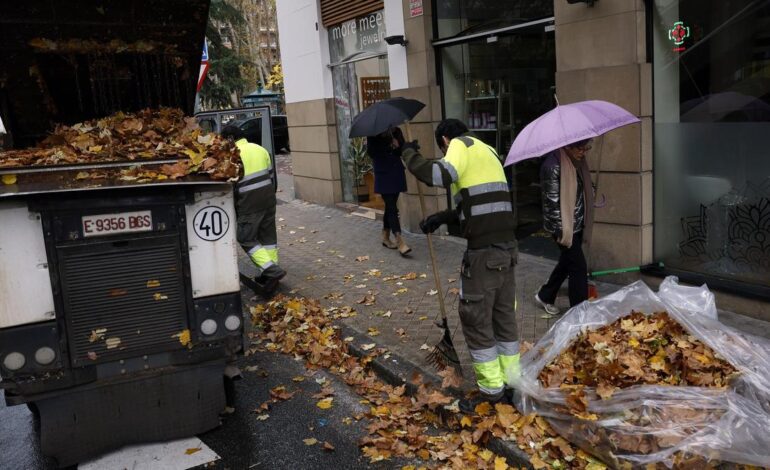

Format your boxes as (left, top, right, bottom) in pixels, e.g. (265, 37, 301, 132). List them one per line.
(504, 100, 640, 166)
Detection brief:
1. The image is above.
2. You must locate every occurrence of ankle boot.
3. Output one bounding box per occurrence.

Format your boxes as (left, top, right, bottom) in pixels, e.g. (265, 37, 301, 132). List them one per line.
(395, 233, 411, 255)
(381, 230, 397, 249)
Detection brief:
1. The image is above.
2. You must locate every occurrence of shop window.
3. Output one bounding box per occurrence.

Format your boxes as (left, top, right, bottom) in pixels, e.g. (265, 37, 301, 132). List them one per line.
(435, 0, 552, 39)
(439, 24, 555, 240)
(653, 0, 770, 287)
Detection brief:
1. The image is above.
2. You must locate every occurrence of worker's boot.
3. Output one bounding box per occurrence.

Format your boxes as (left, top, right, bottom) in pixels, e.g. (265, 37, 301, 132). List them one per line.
(395, 233, 411, 256)
(381, 229, 397, 249)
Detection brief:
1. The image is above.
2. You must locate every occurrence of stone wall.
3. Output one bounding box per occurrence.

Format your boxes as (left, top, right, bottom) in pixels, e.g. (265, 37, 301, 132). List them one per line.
(554, 0, 653, 270)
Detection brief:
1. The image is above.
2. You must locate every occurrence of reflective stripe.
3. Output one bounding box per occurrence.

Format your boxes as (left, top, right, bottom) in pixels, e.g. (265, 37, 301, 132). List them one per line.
(240, 168, 270, 184)
(468, 345, 498, 364)
(497, 341, 520, 356)
(247, 244, 263, 256)
(473, 358, 504, 394)
(238, 179, 273, 193)
(432, 163, 443, 186)
(499, 353, 521, 386)
(440, 160, 459, 183)
(478, 383, 505, 396)
(467, 182, 509, 197)
(470, 201, 512, 216)
(262, 244, 277, 251)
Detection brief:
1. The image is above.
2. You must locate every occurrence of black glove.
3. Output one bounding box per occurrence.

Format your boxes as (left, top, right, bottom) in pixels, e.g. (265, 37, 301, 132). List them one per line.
(419, 212, 446, 234)
(401, 140, 420, 153)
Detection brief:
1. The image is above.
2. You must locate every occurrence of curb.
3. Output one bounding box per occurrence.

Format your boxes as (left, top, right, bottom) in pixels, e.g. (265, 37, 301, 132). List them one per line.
(338, 323, 533, 469)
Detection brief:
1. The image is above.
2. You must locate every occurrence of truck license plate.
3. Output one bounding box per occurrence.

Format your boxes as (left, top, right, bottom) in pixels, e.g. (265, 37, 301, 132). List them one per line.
(82, 210, 153, 237)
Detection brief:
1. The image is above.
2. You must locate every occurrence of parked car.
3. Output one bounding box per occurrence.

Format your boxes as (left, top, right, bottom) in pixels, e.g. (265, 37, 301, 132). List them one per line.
(197, 110, 289, 154)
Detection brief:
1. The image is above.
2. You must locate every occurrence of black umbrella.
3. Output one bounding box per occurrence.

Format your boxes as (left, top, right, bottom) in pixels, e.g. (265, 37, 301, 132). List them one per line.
(348, 97, 425, 138)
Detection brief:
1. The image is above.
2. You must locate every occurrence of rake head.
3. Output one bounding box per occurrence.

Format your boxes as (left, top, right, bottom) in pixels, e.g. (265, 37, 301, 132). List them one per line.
(426, 317, 461, 373)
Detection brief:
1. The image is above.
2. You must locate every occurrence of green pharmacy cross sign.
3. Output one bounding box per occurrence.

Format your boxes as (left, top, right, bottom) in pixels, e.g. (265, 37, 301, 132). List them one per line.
(668, 21, 690, 51)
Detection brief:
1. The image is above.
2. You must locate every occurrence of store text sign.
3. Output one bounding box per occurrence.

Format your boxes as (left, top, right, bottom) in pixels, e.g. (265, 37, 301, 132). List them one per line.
(410, 0, 423, 18)
(329, 10, 387, 63)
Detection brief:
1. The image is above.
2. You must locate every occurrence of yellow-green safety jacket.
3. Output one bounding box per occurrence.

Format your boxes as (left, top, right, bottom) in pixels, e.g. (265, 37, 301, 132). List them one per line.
(235, 138, 275, 214)
(401, 134, 515, 249)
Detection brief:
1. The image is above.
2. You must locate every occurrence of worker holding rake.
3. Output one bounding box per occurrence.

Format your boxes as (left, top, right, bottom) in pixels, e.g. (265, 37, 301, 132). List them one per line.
(399, 118, 519, 412)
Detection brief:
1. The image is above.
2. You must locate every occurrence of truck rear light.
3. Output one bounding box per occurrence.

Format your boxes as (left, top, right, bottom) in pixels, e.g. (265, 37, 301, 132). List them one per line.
(224, 315, 241, 331)
(200, 319, 218, 336)
(3, 352, 26, 371)
(34, 347, 56, 366)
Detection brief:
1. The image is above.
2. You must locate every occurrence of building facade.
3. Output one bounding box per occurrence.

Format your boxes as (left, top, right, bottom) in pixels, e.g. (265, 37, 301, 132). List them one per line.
(276, 0, 770, 317)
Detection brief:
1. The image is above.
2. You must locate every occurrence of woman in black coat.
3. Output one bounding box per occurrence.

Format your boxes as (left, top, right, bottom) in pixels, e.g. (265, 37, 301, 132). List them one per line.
(367, 127, 410, 255)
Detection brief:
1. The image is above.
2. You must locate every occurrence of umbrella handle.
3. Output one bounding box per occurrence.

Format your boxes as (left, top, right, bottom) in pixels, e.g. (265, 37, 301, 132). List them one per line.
(594, 193, 607, 208)
(404, 122, 448, 322)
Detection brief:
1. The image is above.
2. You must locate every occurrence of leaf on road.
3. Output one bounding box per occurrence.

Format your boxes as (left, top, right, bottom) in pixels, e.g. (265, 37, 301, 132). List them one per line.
(367, 327, 380, 337)
(418, 316, 428, 321)
(316, 397, 334, 409)
(292, 376, 305, 382)
(360, 343, 376, 351)
(356, 294, 376, 306)
(255, 414, 270, 421)
(323, 441, 335, 451)
(303, 438, 318, 446)
(438, 367, 463, 388)
(448, 288, 460, 296)
(419, 343, 430, 351)
(427, 289, 438, 296)
(395, 328, 406, 338)
(355, 255, 370, 262)
(355, 284, 367, 289)
(270, 385, 297, 401)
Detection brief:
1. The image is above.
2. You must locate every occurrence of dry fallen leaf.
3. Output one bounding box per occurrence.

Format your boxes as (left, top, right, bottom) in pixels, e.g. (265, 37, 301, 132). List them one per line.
(146, 279, 161, 288)
(427, 289, 438, 296)
(355, 255, 370, 262)
(255, 414, 270, 421)
(185, 447, 201, 455)
(303, 438, 318, 446)
(105, 337, 121, 349)
(323, 441, 335, 451)
(316, 397, 334, 409)
(360, 343, 376, 351)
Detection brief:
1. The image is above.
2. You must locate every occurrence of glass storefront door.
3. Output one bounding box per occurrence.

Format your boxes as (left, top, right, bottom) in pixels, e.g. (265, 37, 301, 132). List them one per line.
(652, 0, 770, 288)
(331, 56, 389, 207)
(438, 23, 556, 247)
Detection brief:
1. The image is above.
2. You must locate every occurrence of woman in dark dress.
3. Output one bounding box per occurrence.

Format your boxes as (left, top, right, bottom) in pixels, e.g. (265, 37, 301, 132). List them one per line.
(367, 127, 411, 255)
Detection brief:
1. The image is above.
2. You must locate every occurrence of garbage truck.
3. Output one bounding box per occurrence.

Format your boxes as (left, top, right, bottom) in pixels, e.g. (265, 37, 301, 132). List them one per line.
(0, 1, 261, 466)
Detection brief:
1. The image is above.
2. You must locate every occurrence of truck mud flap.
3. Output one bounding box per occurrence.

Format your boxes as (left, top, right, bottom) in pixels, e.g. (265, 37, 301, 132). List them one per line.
(36, 362, 225, 468)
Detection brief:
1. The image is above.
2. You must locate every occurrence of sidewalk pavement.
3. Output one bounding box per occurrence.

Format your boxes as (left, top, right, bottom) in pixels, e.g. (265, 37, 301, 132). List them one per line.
(242, 153, 770, 384)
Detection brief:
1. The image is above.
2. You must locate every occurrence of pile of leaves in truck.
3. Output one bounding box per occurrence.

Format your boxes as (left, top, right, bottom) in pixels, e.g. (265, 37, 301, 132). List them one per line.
(249, 296, 611, 470)
(538, 310, 738, 414)
(0, 107, 240, 181)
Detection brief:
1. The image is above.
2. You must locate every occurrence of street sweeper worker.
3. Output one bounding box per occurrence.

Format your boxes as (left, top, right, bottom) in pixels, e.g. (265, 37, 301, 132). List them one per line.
(398, 118, 519, 412)
(221, 124, 286, 296)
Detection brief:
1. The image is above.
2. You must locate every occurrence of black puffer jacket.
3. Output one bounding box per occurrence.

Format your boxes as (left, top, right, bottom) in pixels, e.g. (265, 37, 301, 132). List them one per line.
(540, 150, 585, 235)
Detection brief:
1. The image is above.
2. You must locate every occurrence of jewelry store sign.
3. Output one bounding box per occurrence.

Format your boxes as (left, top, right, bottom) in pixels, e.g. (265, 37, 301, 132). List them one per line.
(329, 10, 387, 63)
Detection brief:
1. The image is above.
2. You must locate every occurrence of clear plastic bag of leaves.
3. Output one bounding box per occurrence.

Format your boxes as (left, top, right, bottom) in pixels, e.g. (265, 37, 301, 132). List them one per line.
(512, 276, 770, 468)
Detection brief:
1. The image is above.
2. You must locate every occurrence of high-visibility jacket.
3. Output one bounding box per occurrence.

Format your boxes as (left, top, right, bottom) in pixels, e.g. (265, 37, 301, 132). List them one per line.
(235, 138, 275, 214)
(402, 134, 516, 249)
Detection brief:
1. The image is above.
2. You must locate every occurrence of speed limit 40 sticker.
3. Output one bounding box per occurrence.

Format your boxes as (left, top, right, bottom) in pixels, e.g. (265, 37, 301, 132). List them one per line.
(193, 206, 230, 241)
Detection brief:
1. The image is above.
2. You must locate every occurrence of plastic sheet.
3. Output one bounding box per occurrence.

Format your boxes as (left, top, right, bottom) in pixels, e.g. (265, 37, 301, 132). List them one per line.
(512, 276, 770, 468)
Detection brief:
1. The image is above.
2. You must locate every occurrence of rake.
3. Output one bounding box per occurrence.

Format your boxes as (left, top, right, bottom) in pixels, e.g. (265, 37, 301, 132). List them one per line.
(404, 122, 462, 375)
